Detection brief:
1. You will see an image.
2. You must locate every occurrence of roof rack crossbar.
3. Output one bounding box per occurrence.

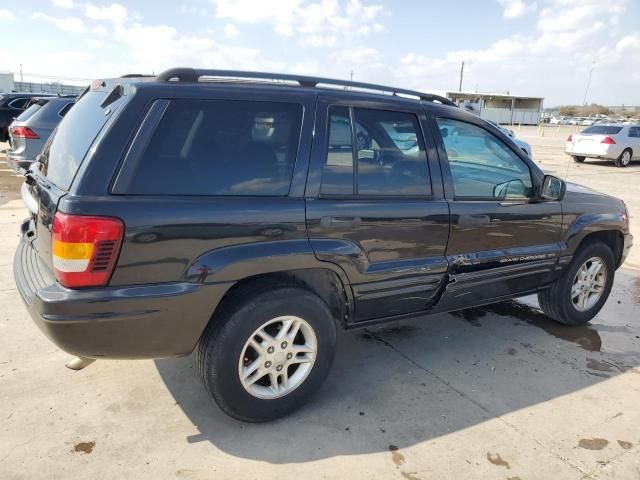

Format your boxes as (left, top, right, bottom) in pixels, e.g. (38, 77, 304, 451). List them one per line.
(156, 68, 457, 107)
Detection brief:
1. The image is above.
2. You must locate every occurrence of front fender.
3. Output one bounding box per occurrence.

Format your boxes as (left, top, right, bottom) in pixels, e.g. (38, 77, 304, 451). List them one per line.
(563, 212, 627, 255)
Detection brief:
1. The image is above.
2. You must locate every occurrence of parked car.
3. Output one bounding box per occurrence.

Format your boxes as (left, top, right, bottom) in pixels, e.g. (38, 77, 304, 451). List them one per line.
(14, 68, 632, 422)
(582, 118, 595, 126)
(565, 123, 640, 167)
(6, 96, 76, 172)
(487, 120, 532, 157)
(0, 92, 58, 142)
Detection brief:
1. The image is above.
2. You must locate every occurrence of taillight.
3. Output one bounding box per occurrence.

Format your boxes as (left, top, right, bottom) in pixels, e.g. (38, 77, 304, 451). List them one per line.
(566, 134, 572, 142)
(52, 212, 124, 288)
(10, 126, 39, 139)
(601, 136, 616, 144)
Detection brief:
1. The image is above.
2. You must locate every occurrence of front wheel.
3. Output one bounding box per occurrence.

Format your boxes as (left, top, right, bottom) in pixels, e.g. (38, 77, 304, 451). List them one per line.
(197, 287, 337, 422)
(538, 241, 615, 325)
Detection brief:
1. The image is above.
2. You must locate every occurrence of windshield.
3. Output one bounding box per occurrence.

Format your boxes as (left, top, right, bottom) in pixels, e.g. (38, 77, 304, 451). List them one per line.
(582, 126, 623, 135)
(41, 90, 119, 190)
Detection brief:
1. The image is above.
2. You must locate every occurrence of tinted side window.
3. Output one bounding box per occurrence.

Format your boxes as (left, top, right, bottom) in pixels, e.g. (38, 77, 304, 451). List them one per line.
(436, 117, 533, 199)
(127, 99, 302, 196)
(354, 108, 430, 196)
(8, 98, 29, 109)
(320, 106, 431, 196)
(321, 106, 354, 195)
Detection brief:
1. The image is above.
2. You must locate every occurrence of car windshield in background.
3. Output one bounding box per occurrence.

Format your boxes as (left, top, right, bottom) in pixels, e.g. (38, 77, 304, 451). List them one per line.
(582, 125, 623, 135)
(42, 91, 116, 190)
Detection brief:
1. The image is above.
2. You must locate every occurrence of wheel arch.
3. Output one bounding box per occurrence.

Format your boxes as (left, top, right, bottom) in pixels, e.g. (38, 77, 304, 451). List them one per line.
(184, 240, 354, 342)
(570, 229, 625, 269)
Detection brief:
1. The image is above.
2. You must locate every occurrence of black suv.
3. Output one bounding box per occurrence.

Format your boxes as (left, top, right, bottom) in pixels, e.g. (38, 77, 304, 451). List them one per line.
(14, 69, 633, 422)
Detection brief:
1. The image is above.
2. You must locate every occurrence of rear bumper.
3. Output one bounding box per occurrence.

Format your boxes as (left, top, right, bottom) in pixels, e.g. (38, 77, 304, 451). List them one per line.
(564, 142, 621, 160)
(14, 237, 232, 359)
(6, 152, 33, 173)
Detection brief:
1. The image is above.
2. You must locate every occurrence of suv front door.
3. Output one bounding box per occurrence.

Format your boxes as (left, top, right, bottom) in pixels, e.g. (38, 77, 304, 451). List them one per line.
(306, 94, 450, 322)
(431, 111, 563, 310)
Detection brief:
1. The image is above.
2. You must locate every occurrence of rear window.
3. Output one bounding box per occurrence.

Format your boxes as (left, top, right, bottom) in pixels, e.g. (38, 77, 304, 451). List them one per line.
(582, 125, 623, 135)
(42, 91, 114, 190)
(125, 99, 303, 196)
(16, 103, 45, 121)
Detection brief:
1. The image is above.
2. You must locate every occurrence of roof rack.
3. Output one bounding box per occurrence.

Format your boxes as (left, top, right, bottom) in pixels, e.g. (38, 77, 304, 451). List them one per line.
(156, 67, 457, 107)
(120, 73, 155, 78)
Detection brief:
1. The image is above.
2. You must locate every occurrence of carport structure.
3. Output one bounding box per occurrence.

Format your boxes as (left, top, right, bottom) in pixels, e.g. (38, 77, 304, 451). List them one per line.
(446, 91, 543, 125)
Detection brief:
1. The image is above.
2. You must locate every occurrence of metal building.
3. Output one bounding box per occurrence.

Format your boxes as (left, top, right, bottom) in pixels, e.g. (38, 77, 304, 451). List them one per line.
(446, 91, 544, 125)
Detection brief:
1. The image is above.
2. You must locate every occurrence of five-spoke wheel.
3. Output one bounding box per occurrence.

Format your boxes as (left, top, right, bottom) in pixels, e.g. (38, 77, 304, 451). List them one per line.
(570, 257, 606, 312)
(239, 316, 317, 399)
(538, 241, 614, 325)
(198, 286, 337, 422)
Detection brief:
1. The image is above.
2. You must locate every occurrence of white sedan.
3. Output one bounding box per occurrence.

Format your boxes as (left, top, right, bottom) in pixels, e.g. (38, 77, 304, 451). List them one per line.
(565, 123, 640, 167)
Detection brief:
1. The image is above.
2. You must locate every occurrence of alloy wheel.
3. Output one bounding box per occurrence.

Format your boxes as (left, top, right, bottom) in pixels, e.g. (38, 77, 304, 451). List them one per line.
(571, 256, 606, 312)
(621, 151, 631, 166)
(238, 316, 317, 399)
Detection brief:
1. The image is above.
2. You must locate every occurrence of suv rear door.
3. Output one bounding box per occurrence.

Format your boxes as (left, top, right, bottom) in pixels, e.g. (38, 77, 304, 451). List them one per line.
(306, 94, 450, 322)
(429, 108, 563, 310)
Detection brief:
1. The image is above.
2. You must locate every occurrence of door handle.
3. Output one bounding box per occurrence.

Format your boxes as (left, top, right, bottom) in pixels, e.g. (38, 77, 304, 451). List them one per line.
(458, 214, 490, 225)
(320, 216, 362, 228)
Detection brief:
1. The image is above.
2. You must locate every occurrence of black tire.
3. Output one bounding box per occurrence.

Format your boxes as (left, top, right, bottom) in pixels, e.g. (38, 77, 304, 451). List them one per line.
(572, 156, 585, 163)
(614, 149, 632, 168)
(538, 241, 615, 325)
(197, 286, 337, 422)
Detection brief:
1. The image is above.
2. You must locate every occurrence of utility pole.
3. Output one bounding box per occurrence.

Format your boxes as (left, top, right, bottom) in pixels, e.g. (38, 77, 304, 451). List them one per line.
(19, 64, 23, 82)
(582, 61, 595, 110)
(458, 61, 464, 92)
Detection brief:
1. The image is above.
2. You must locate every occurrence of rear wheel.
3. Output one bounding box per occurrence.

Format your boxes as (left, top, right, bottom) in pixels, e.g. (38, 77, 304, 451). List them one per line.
(572, 155, 585, 163)
(197, 286, 337, 422)
(614, 149, 632, 168)
(538, 241, 615, 325)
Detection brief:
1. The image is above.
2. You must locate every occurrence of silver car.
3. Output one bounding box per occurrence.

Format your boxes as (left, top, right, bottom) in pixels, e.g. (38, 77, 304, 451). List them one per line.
(565, 123, 640, 167)
(487, 120, 532, 157)
(6, 96, 75, 172)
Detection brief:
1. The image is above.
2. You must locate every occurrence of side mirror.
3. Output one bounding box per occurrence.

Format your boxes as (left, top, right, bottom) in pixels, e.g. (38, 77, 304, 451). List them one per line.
(540, 175, 566, 201)
(493, 179, 527, 199)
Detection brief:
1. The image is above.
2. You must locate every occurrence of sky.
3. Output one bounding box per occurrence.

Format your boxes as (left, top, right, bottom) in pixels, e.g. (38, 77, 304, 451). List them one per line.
(0, 0, 639, 106)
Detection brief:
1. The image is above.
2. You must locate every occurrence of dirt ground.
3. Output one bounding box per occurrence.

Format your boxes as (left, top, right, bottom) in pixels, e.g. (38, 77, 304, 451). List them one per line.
(1, 126, 639, 480)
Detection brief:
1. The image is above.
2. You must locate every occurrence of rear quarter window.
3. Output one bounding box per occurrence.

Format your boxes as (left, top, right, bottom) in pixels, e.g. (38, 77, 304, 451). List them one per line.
(123, 99, 303, 196)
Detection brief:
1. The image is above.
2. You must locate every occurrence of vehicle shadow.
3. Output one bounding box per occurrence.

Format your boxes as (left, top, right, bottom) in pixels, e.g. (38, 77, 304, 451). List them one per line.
(154, 270, 640, 463)
(580, 160, 640, 169)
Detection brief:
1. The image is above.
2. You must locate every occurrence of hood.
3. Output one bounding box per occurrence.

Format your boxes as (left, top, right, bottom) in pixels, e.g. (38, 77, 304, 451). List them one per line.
(563, 181, 624, 209)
